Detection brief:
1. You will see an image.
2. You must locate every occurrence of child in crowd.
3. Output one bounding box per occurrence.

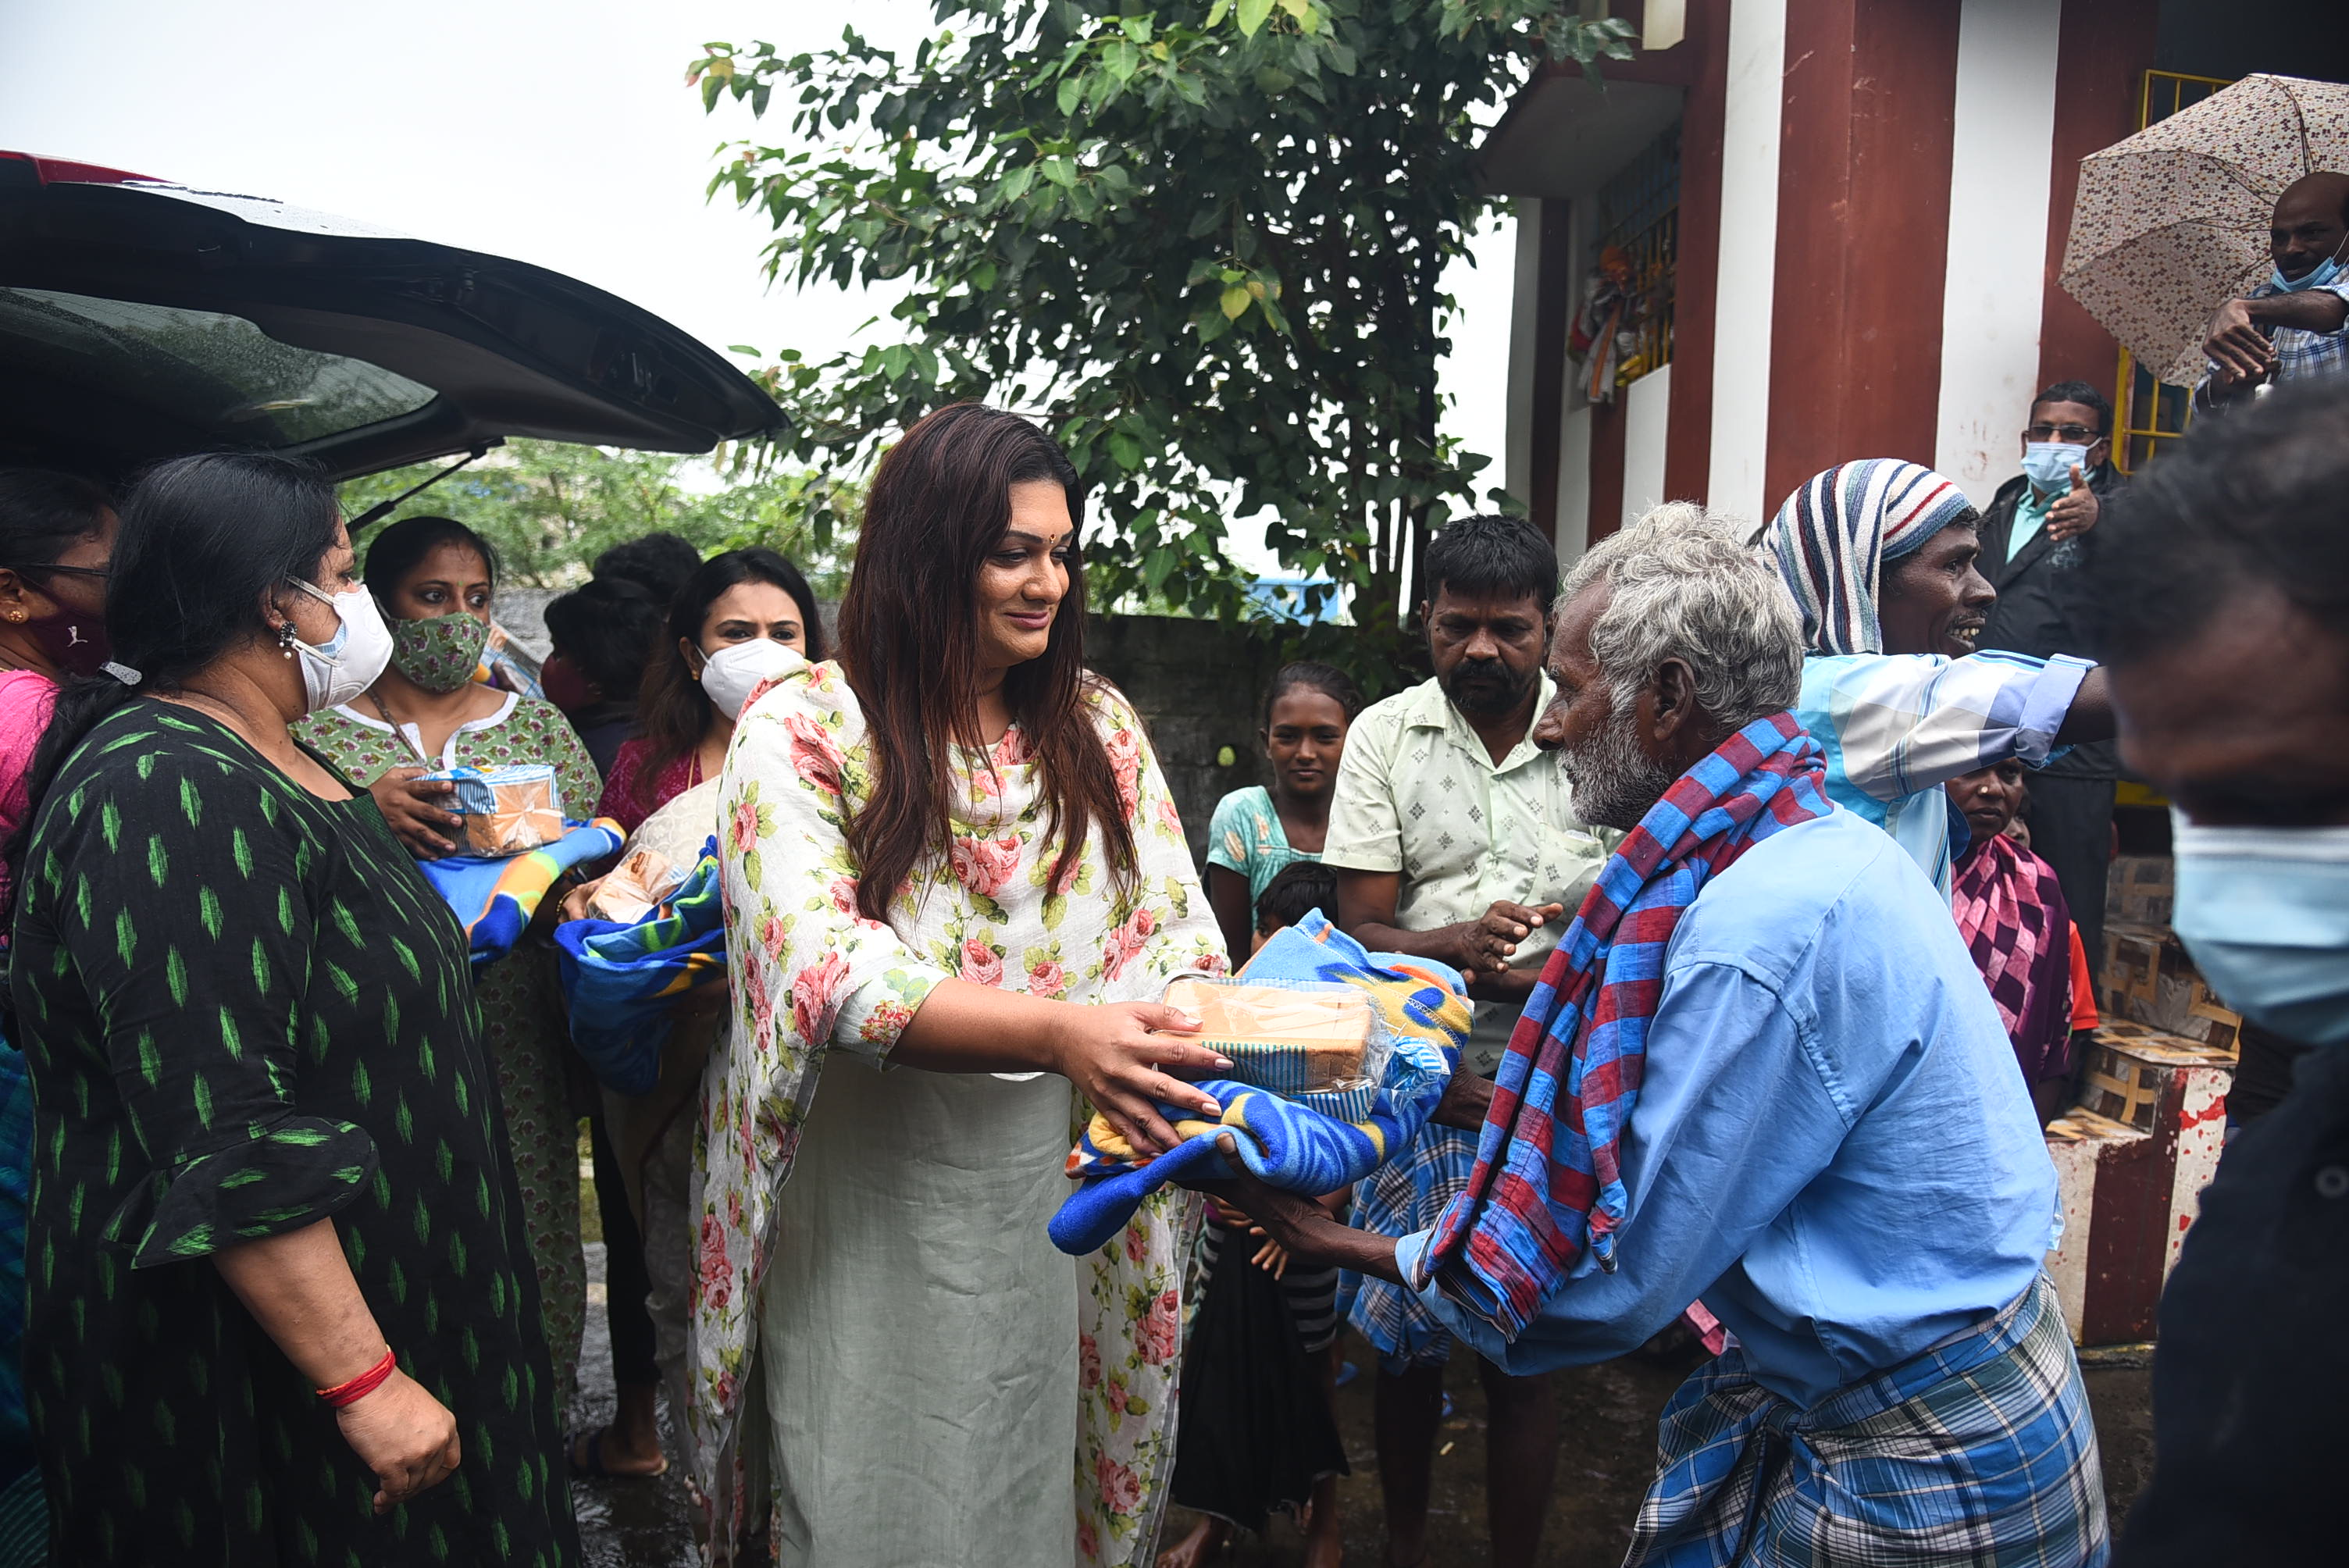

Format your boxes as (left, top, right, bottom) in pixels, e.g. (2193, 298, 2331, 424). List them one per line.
(1159, 860, 1351, 1568)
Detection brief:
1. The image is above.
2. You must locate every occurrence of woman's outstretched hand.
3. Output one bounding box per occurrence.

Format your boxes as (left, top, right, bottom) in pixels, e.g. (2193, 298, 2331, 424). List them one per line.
(333, 1367, 462, 1513)
(1047, 1001, 1232, 1156)
(369, 767, 462, 859)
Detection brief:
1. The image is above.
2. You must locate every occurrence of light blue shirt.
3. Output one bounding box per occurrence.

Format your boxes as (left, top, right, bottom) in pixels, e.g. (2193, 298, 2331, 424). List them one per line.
(2007, 483, 2055, 561)
(1395, 809, 2058, 1409)
(1795, 650, 2091, 893)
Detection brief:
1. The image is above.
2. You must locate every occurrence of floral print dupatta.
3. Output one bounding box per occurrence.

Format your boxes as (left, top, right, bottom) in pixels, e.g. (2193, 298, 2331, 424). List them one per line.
(688, 658, 1227, 1565)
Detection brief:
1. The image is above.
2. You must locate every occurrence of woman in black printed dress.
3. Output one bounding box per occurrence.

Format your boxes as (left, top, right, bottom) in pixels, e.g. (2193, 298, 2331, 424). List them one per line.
(4, 454, 576, 1566)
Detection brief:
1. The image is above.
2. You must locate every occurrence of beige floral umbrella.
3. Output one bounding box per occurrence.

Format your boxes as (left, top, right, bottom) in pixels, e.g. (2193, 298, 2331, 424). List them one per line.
(2059, 73, 2349, 387)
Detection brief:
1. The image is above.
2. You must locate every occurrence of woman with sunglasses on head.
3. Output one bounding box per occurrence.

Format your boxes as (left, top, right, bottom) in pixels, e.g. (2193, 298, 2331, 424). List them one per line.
(292, 515, 604, 1417)
(5, 454, 576, 1565)
(594, 548, 825, 836)
(0, 468, 119, 1548)
(687, 404, 1231, 1567)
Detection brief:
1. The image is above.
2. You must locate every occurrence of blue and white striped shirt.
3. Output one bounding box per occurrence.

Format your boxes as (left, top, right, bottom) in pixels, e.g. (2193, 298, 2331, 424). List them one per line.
(1795, 649, 2092, 893)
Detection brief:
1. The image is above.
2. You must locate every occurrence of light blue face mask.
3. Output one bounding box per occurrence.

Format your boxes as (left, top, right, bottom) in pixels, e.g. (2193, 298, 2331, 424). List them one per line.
(2269, 233, 2349, 294)
(2170, 814, 2349, 1047)
(2021, 441, 2090, 494)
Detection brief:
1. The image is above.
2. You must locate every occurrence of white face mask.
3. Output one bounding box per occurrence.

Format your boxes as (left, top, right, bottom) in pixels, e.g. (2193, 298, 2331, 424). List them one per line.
(286, 578, 394, 714)
(697, 638, 804, 721)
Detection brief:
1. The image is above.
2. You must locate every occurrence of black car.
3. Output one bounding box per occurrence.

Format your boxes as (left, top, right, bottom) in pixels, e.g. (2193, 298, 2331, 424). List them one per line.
(0, 148, 779, 483)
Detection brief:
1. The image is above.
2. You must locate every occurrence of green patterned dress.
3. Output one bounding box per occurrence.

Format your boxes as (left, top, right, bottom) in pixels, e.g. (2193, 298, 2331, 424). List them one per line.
(291, 693, 601, 1410)
(5, 703, 578, 1566)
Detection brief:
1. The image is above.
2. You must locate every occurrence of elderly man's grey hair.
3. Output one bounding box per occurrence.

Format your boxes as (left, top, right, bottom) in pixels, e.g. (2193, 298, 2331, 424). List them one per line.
(1556, 502, 1804, 728)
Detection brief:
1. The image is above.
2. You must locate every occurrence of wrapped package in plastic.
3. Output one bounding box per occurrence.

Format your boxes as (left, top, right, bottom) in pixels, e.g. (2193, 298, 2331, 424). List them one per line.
(423, 763, 565, 857)
(1160, 973, 1391, 1114)
(586, 846, 684, 925)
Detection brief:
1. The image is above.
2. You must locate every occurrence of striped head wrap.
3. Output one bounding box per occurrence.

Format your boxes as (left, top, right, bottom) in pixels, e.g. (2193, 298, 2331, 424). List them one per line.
(1766, 459, 1977, 655)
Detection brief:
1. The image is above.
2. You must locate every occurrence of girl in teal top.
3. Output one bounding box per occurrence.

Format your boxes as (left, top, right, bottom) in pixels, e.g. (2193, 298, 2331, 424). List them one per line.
(1203, 661, 1364, 960)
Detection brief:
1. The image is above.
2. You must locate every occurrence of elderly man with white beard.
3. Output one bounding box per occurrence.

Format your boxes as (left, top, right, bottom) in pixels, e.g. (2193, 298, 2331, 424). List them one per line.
(1205, 508, 2109, 1566)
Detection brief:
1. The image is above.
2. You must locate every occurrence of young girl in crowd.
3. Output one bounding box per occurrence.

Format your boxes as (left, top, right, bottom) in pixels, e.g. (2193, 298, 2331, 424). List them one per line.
(541, 572, 669, 775)
(5, 454, 576, 1564)
(293, 515, 604, 1410)
(595, 548, 824, 834)
(0, 469, 117, 1552)
(1203, 662, 1363, 961)
(543, 554, 694, 1483)
(689, 403, 1231, 1567)
(1160, 859, 1353, 1568)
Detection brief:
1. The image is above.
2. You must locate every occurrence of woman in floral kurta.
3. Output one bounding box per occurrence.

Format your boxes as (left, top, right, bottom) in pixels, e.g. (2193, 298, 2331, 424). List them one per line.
(690, 657, 1225, 1567)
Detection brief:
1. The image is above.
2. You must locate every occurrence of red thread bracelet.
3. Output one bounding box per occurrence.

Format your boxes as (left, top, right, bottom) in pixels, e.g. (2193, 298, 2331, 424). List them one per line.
(317, 1349, 397, 1408)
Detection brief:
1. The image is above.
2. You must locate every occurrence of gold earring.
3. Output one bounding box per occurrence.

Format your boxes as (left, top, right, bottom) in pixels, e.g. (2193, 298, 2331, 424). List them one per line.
(4, 611, 23, 625)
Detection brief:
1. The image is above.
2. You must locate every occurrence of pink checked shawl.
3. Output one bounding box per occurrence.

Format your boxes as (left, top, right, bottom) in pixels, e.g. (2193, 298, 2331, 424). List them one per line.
(1950, 833, 2076, 1087)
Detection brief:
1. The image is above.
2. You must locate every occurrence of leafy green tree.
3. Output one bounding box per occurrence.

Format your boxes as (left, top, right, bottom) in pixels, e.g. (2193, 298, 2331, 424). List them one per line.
(337, 441, 857, 593)
(693, 0, 1630, 680)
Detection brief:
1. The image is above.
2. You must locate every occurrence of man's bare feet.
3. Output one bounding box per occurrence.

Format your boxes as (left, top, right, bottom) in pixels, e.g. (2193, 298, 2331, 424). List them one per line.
(1155, 1513, 1228, 1568)
(569, 1382, 668, 1478)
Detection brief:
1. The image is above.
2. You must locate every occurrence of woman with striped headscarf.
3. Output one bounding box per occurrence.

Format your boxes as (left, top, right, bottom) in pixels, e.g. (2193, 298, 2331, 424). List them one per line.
(1763, 458, 2116, 893)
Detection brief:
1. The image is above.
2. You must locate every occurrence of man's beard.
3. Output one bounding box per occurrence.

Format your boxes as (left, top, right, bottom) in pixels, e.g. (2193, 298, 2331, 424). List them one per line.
(1560, 704, 1680, 830)
(1440, 657, 1535, 718)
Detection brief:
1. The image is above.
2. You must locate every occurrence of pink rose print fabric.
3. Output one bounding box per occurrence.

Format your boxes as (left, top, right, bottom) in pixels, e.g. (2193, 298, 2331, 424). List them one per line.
(690, 661, 1228, 1566)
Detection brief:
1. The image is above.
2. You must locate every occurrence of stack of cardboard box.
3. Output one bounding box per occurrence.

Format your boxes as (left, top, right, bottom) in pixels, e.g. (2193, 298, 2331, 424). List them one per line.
(2039, 856, 2238, 1346)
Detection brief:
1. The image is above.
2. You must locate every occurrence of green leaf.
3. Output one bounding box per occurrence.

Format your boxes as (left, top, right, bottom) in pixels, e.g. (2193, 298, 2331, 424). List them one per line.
(1057, 73, 1085, 116)
(1000, 163, 1035, 201)
(1254, 66, 1294, 94)
(1220, 286, 1251, 321)
(1104, 39, 1139, 83)
(1204, 0, 1231, 25)
(1235, 0, 1274, 37)
(1278, 0, 1319, 32)
(1041, 157, 1078, 189)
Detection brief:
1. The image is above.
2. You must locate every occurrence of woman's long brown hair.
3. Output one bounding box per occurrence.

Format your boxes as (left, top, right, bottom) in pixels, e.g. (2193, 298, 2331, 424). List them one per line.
(838, 404, 1135, 921)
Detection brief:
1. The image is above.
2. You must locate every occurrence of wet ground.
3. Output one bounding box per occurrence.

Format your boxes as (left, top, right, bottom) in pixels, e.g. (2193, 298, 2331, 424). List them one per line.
(567, 1236, 2157, 1566)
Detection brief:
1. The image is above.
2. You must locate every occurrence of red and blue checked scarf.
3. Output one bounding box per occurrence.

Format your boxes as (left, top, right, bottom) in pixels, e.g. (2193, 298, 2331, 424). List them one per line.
(1421, 712, 1834, 1339)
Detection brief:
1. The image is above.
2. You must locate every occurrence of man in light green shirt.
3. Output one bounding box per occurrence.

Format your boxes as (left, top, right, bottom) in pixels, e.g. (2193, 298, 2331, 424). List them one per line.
(1324, 514, 1609, 1568)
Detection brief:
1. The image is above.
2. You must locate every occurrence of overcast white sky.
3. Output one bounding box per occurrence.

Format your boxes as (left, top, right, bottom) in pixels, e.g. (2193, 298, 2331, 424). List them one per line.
(0, 0, 1516, 565)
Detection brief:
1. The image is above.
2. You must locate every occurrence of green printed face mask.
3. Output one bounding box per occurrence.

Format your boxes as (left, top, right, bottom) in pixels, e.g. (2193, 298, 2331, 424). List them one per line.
(387, 611, 492, 694)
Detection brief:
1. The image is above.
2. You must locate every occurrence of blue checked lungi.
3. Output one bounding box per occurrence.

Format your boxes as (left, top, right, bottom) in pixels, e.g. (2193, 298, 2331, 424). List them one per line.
(1629, 1273, 2107, 1567)
(1343, 1121, 1477, 1371)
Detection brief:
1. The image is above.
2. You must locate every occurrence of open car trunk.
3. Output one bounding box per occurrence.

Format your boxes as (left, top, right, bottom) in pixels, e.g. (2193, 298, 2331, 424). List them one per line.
(0, 150, 781, 483)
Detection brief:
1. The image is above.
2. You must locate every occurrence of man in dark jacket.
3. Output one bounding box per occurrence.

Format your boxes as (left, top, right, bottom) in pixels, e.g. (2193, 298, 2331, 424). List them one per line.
(1976, 379, 2123, 982)
(2094, 379, 2349, 1565)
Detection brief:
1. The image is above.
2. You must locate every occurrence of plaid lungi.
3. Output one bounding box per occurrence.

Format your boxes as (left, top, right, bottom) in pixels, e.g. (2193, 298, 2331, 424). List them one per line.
(1343, 1122, 1477, 1370)
(1629, 1273, 2105, 1567)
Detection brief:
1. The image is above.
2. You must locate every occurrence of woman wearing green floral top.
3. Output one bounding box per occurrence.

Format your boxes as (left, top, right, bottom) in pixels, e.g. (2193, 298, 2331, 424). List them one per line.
(1202, 662, 1363, 959)
(692, 406, 1234, 1568)
(292, 516, 602, 1414)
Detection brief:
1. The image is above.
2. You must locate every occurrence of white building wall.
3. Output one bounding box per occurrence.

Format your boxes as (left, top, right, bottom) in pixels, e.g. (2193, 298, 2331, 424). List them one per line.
(1621, 363, 1674, 529)
(1933, 0, 2062, 504)
(1706, 0, 1788, 531)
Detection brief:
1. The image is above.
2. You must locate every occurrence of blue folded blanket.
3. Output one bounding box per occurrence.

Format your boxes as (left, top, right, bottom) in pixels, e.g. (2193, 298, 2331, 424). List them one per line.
(415, 818, 624, 968)
(1047, 913, 1467, 1256)
(551, 838, 727, 1095)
